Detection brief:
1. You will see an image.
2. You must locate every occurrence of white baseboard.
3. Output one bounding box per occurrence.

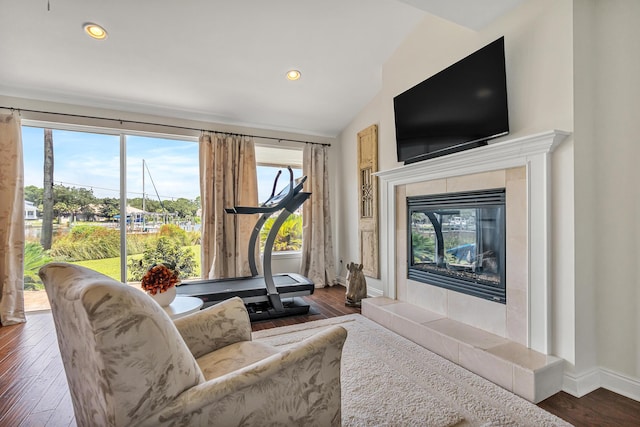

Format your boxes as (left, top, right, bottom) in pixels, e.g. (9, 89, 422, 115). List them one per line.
(562, 367, 600, 397)
(601, 368, 640, 402)
(366, 287, 383, 298)
(563, 367, 640, 402)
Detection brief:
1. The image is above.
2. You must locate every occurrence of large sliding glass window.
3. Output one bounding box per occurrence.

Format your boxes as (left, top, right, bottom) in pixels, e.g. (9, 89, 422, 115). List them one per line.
(22, 125, 199, 311)
(125, 135, 200, 283)
(23, 127, 122, 303)
(22, 123, 305, 312)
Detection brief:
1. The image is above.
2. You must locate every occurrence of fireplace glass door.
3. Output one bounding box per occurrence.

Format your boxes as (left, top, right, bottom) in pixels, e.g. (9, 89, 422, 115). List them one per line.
(408, 188, 506, 303)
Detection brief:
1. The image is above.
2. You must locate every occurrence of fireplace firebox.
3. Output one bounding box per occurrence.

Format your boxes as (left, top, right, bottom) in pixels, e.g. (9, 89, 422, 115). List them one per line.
(407, 188, 506, 303)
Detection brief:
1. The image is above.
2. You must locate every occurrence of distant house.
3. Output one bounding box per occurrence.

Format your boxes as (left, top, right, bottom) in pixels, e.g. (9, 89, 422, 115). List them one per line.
(25, 201, 38, 220)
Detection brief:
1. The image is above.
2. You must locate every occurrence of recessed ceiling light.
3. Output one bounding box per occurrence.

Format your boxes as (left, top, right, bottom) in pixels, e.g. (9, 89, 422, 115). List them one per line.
(286, 70, 301, 81)
(83, 23, 108, 40)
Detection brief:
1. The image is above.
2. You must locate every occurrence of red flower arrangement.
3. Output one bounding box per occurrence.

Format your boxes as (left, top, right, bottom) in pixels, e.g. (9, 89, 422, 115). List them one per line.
(141, 264, 180, 295)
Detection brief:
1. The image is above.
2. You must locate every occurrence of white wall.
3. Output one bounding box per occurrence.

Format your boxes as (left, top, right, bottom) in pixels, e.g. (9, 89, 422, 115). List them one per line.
(588, 0, 640, 384)
(336, 0, 640, 399)
(570, 0, 640, 399)
(572, 0, 599, 383)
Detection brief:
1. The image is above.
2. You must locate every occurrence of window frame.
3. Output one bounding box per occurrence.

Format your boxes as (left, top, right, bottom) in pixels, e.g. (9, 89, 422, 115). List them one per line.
(254, 143, 304, 256)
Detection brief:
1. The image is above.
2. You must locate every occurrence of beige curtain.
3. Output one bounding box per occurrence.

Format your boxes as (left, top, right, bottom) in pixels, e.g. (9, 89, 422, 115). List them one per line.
(0, 113, 26, 326)
(199, 133, 259, 279)
(300, 144, 336, 287)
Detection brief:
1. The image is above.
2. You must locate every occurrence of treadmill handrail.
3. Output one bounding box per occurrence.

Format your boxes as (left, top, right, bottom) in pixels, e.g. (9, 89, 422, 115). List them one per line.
(268, 169, 283, 202)
(224, 167, 306, 215)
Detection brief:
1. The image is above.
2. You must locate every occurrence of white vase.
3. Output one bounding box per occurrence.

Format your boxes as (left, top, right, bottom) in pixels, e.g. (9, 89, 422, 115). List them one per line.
(148, 286, 176, 307)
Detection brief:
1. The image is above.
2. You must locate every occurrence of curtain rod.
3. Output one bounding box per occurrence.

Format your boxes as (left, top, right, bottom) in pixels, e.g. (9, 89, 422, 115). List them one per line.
(1, 106, 331, 147)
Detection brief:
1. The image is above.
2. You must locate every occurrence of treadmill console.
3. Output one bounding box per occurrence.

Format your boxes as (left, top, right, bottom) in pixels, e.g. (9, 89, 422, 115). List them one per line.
(263, 175, 307, 208)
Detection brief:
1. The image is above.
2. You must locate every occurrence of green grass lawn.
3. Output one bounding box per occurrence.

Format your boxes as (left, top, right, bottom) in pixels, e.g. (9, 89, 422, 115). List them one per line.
(72, 245, 201, 282)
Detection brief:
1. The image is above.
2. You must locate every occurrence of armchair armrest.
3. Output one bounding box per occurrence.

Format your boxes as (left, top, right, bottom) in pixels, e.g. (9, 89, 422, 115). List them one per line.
(173, 296, 252, 358)
(143, 325, 348, 427)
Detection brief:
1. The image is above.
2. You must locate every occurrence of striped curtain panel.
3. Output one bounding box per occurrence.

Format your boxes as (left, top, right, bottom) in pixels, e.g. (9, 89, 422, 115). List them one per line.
(301, 144, 336, 287)
(0, 112, 26, 326)
(199, 132, 259, 279)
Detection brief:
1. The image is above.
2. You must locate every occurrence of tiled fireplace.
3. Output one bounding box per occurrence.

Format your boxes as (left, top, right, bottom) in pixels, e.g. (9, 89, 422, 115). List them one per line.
(365, 130, 570, 402)
(396, 166, 524, 342)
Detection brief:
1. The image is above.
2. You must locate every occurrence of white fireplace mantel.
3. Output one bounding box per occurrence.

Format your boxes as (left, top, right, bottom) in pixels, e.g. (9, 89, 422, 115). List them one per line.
(375, 130, 570, 354)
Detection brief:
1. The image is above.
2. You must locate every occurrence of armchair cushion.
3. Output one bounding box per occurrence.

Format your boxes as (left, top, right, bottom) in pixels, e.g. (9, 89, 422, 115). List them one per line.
(197, 340, 280, 379)
(173, 296, 252, 358)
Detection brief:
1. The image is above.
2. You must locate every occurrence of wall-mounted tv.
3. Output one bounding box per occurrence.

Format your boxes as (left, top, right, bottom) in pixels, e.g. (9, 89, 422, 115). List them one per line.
(394, 37, 509, 164)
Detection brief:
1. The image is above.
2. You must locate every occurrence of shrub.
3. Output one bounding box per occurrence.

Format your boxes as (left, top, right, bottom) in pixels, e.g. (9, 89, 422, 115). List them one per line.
(158, 224, 189, 246)
(186, 230, 201, 245)
(24, 242, 52, 290)
(126, 233, 152, 255)
(50, 225, 120, 261)
(260, 214, 302, 252)
(128, 236, 196, 281)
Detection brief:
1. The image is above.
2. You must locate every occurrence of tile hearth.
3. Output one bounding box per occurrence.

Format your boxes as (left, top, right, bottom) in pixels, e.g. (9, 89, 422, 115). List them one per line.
(363, 297, 564, 403)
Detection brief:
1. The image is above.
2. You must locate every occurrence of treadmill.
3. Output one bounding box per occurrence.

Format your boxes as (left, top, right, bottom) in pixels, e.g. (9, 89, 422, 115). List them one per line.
(177, 167, 315, 321)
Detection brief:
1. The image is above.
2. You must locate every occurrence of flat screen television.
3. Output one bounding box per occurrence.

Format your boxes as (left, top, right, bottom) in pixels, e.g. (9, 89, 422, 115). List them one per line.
(394, 37, 509, 164)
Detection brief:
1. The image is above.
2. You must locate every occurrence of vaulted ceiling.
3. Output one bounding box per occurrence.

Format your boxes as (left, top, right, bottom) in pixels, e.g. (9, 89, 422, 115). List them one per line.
(0, 0, 523, 137)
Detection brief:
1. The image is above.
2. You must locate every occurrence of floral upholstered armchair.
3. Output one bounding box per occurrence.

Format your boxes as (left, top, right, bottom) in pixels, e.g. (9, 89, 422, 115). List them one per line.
(39, 263, 347, 427)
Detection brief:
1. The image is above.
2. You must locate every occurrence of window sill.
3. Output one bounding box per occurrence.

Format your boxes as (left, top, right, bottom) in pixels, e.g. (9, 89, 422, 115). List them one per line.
(267, 251, 302, 260)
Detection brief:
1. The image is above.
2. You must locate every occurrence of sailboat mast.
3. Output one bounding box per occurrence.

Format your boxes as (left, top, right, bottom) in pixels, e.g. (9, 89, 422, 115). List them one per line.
(142, 159, 146, 230)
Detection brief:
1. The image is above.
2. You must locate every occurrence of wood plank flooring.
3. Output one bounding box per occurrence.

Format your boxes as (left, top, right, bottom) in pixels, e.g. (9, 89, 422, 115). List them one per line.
(2, 285, 639, 426)
(538, 389, 640, 426)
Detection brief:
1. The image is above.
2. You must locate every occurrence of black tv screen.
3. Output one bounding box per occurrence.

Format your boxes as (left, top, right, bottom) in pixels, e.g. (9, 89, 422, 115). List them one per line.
(394, 37, 509, 164)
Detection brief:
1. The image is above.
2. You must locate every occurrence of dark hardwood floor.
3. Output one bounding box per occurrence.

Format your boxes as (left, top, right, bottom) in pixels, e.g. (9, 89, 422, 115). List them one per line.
(1, 285, 639, 426)
(538, 389, 640, 427)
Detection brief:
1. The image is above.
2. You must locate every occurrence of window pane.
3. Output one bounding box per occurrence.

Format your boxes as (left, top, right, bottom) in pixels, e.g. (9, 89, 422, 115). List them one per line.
(125, 135, 201, 283)
(23, 126, 121, 311)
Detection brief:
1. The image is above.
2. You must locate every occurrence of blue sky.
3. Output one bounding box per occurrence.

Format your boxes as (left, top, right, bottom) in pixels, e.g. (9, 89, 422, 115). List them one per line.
(22, 126, 299, 203)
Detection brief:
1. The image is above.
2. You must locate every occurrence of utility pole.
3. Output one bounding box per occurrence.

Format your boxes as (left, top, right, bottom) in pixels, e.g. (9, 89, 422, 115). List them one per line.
(142, 159, 146, 231)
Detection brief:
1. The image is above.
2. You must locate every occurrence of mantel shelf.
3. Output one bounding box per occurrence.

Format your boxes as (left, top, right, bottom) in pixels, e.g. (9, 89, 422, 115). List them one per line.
(375, 130, 570, 184)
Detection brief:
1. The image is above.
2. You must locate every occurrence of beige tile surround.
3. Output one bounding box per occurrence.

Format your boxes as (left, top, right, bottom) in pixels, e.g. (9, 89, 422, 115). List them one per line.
(396, 167, 528, 345)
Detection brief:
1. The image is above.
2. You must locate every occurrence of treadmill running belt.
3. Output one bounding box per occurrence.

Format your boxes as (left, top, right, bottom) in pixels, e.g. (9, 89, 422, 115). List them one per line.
(176, 273, 314, 303)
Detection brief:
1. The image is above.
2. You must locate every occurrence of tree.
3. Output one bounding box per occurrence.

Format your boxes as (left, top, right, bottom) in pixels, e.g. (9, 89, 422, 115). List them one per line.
(41, 129, 54, 249)
(24, 185, 44, 207)
(165, 198, 198, 218)
(53, 201, 71, 222)
(100, 197, 120, 219)
(69, 186, 97, 222)
(129, 197, 161, 213)
(51, 185, 97, 222)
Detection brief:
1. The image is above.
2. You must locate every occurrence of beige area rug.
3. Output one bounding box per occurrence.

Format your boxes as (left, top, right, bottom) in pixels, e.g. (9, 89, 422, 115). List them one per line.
(253, 314, 572, 427)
